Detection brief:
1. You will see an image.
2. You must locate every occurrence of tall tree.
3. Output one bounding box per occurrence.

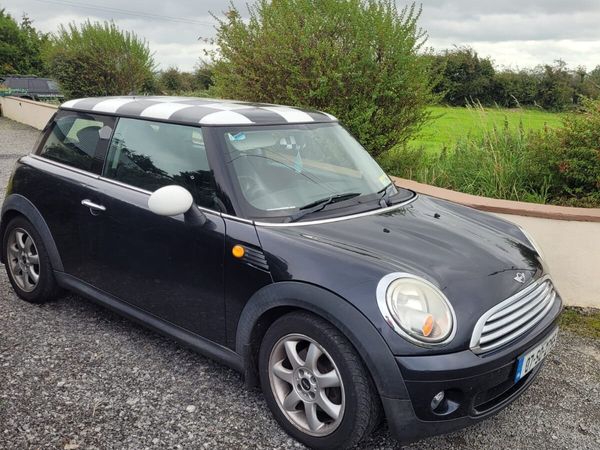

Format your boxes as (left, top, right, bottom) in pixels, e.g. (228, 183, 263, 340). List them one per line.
(210, 0, 437, 157)
(0, 10, 47, 75)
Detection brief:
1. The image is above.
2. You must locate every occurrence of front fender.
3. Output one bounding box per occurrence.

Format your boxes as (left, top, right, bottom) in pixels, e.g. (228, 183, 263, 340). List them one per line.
(0, 193, 64, 271)
(236, 281, 409, 400)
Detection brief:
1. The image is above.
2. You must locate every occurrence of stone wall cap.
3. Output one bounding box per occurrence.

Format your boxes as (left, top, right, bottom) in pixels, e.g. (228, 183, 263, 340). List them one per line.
(392, 176, 600, 222)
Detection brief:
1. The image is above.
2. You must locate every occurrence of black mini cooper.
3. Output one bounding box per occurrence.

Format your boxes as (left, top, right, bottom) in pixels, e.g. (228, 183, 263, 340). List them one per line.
(1, 96, 561, 449)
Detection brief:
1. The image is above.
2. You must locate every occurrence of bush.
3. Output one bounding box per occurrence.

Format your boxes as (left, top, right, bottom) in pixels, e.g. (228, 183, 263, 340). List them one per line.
(156, 63, 214, 94)
(493, 70, 539, 108)
(382, 121, 552, 203)
(44, 21, 155, 99)
(383, 100, 600, 207)
(431, 46, 496, 107)
(210, 0, 436, 158)
(531, 97, 600, 206)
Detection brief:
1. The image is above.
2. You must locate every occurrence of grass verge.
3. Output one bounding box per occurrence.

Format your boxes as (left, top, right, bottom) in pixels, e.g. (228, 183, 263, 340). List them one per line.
(560, 307, 600, 339)
(410, 105, 563, 154)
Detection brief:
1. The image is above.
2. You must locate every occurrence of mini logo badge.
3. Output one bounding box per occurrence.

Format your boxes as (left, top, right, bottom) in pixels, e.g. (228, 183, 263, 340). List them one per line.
(514, 272, 526, 283)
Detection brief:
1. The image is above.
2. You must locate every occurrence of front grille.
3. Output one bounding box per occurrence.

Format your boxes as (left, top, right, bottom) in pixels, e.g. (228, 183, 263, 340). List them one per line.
(470, 275, 557, 354)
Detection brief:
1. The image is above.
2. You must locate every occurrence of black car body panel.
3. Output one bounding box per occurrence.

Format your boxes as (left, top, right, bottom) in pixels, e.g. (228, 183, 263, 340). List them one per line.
(255, 194, 544, 356)
(0, 97, 563, 445)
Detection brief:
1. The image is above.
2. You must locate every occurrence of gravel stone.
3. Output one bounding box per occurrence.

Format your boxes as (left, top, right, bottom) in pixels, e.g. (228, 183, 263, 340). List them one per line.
(0, 117, 599, 448)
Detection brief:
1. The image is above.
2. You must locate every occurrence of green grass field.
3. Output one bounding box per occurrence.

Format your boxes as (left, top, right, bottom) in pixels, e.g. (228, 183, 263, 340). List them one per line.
(410, 105, 564, 153)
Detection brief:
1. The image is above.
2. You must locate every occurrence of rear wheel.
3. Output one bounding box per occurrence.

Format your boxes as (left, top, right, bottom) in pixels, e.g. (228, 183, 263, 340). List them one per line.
(259, 311, 381, 449)
(3, 216, 61, 303)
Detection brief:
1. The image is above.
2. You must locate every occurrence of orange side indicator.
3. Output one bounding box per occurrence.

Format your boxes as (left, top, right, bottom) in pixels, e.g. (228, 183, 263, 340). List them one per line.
(232, 244, 245, 258)
(422, 314, 434, 337)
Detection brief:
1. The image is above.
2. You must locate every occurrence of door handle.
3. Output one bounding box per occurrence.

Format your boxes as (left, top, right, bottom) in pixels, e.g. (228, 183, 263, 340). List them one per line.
(81, 199, 106, 213)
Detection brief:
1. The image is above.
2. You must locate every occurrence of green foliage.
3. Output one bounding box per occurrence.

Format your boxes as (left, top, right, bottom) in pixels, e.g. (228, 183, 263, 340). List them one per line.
(409, 105, 562, 154)
(159, 66, 191, 92)
(536, 60, 573, 111)
(560, 307, 600, 340)
(43, 21, 155, 99)
(530, 97, 600, 205)
(381, 100, 600, 207)
(493, 70, 539, 108)
(431, 46, 496, 106)
(210, 0, 437, 157)
(156, 62, 214, 94)
(381, 119, 552, 203)
(0, 10, 48, 75)
(432, 47, 600, 111)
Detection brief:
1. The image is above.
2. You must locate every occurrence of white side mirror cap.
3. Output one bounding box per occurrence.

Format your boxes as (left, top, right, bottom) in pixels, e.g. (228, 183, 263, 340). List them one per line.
(148, 185, 194, 216)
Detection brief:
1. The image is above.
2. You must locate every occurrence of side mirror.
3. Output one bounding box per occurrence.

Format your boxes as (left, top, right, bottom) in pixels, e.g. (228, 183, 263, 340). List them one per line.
(148, 185, 194, 216)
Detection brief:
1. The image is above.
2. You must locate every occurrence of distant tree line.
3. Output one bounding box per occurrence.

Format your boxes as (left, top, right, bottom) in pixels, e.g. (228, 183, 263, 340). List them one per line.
(430, 46, 600, 111)
(152, 63, 214, 95)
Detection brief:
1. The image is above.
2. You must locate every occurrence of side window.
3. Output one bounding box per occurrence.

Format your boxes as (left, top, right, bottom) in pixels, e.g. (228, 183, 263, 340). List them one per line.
(38, 112, 112, 172)
(104, 118, 218, 209)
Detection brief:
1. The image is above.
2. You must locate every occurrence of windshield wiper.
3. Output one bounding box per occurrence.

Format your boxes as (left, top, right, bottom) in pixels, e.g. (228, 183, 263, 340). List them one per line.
(377, 182, 394, 207)
(289, 192, 361, 222)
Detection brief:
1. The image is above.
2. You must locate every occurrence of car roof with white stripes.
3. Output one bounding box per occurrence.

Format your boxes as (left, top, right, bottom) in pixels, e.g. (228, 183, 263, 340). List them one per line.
(60, 96, 337, 126)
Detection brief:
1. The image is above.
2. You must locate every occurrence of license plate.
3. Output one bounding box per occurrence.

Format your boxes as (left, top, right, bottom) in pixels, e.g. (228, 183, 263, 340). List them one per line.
(514, 328, 558, 382)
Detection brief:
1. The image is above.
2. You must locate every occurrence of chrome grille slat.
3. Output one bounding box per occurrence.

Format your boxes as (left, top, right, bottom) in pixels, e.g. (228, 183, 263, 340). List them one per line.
(470, 276, 558, 354)
(477, 293, 556, 351)
(487, 282, 549, 322)
(479, 292, 553, 344)
(482, 284, 552, 334)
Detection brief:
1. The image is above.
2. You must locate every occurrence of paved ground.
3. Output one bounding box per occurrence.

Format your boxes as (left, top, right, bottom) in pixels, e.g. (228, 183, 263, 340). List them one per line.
(0, 117, 599, 449)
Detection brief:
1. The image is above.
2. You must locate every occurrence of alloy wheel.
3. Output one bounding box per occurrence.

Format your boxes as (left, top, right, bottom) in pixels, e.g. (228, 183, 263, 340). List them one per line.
(268, 333, 345, 437)
(6, 228, 40, 293)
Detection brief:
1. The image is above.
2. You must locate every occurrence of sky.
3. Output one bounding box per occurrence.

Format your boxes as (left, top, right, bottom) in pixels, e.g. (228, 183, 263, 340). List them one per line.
(2, 0, 600, 72)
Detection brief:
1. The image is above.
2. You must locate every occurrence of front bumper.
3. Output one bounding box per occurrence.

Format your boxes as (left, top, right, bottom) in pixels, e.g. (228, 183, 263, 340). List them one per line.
(383, 291, 562, 443)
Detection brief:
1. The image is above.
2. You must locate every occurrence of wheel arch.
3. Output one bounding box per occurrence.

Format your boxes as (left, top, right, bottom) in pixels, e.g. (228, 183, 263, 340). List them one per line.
(236, 281, 409, 400)
(0, 194, 64, 271)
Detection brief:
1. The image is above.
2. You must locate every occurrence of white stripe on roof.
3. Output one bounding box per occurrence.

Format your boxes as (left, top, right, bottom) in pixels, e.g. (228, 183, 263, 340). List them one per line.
(200, 110, 253, 125)
(262, 106, 314, 123)
(140, 103, 194, 120)
(200, 102, 253, 111)
(61, 99, 84, 108)
(92, 98, 136, 113)
(150, 96, 196, 102)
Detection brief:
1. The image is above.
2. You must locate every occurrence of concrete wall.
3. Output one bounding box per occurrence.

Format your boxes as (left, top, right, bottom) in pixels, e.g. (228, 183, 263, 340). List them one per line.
(495, 214, 600, 308)
(393, 177, 600, 309)
(0, 96, 57, 130)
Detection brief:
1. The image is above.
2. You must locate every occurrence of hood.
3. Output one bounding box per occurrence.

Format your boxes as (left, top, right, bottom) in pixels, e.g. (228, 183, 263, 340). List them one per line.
(255, 195, 544, 355)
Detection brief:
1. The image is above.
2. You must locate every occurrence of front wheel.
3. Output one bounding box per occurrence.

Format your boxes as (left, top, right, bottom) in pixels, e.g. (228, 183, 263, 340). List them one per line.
(259, 311, 381, 449)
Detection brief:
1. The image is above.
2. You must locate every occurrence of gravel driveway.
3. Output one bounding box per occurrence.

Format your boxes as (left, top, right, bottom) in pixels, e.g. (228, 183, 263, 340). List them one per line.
(1, 117, 599, 449)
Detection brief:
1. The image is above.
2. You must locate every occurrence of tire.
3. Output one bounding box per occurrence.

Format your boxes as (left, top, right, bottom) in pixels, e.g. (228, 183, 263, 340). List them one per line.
(2, 216, 61, 303)
(259, 311, 381, 449)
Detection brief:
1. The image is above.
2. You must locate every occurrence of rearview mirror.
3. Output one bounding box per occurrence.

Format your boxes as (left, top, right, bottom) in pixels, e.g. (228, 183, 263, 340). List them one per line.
(148, 185, 194, 216)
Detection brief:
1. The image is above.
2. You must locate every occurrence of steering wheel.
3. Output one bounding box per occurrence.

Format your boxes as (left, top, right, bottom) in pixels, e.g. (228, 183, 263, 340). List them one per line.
(238, 175, 268, 200)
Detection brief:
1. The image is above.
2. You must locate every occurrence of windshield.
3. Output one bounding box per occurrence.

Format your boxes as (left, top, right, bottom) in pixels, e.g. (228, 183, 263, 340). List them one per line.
(218, 122, 396, 220)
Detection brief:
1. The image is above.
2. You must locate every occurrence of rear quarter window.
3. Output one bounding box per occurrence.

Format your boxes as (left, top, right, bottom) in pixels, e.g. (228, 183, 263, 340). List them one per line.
(38, 111, 114, 173)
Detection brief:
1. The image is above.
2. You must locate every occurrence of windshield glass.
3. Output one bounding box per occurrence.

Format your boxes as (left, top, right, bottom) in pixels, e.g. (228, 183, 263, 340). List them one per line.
(218, 122, 396, 220)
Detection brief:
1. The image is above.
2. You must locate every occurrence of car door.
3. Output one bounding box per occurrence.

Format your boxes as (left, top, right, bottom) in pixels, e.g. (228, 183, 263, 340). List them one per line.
(28, 110, 115, 277)
(78, 117, 227, 345)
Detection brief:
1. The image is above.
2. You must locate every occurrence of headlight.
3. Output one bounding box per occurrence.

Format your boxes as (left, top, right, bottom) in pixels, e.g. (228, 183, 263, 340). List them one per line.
(376, 273, 456, 346)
